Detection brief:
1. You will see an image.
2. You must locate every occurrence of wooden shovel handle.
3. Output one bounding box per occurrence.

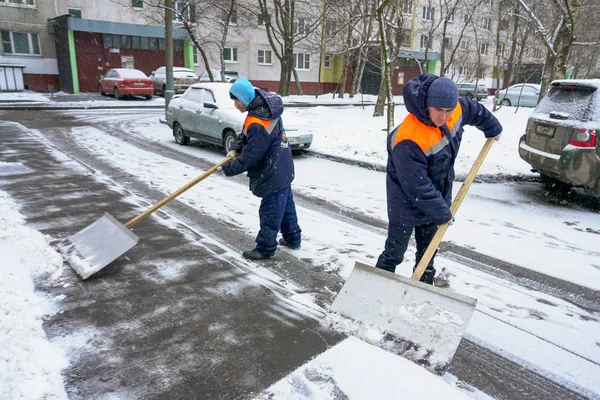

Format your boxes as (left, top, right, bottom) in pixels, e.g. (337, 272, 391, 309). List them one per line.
(411, 137, 495, 281)
(124, 156, 233, 229)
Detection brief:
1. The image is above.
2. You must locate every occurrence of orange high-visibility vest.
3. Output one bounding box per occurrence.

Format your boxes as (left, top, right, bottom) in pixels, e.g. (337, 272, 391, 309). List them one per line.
(391, 102, 464, 156)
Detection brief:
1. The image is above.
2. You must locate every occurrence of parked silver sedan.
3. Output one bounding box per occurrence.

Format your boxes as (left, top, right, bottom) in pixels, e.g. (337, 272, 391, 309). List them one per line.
(495, 83, 541, 107)
(166, 83, 313, 154)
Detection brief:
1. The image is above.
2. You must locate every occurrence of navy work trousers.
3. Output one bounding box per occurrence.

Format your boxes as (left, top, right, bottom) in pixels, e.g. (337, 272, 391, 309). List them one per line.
(255, 185, 302, 255)
(375, 222, 438, 274)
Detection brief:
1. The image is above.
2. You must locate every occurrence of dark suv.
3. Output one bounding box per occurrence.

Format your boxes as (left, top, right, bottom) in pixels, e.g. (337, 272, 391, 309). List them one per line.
(518, 79, 600, 196)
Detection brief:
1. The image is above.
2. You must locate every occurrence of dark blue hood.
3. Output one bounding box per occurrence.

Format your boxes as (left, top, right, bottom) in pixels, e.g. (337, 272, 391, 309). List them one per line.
(247, 89, 283, 120)
(402, 73, 438, 126)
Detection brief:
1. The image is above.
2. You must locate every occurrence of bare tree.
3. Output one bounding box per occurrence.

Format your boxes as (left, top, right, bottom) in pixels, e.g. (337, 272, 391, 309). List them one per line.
(515, 0, 583, 97)
(116, 0, 217, 80)
(257, 0, 322, 95)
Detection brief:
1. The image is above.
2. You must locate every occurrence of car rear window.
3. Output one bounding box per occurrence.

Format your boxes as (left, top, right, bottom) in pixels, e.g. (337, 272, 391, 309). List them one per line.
(536, 85, 598, 121)
(119, 69, 147, 78)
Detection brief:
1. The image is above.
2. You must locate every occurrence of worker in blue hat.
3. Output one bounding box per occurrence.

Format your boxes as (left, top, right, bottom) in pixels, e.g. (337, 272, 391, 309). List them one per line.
(221, 78, 302, 260)
(375, 74, 502, 284)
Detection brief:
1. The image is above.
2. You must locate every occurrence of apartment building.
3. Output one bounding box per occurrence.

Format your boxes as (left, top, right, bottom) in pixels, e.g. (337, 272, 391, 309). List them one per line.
(0, 0, 191, 92)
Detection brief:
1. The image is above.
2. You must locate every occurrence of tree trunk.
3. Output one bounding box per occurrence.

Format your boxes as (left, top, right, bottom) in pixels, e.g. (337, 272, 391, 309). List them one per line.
(350, 50, 367, 97)
(292, 67, 304, 95)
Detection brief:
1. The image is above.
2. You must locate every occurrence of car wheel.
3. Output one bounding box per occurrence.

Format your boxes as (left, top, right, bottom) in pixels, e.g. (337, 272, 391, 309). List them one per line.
(99, 85, 105, 96)
(145, 95, 153, 100)
(501, 98, 511, 106)
(114, 88, 120, 100)
(173, 123, 190, 146)
(222, 130, 236, 154)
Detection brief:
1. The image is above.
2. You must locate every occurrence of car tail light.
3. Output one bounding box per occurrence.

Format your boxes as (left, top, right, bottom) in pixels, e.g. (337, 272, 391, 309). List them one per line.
(569, 128, 597, 147)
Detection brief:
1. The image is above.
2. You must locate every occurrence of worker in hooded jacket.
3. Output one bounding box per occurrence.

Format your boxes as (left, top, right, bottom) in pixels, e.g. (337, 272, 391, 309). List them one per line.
(375, 73, 502, 284)
(221, 78, 302, 260)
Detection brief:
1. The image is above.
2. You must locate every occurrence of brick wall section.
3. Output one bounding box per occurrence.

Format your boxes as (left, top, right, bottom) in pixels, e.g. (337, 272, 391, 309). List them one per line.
(23, 74, 61, 92)
(74, 32, 184, 92)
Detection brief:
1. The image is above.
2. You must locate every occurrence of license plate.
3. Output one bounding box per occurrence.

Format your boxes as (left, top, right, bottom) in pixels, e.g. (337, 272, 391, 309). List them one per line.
(134, 82, 145, 86)
(536, 124, 555, 138)
(288, 137, 301, 144)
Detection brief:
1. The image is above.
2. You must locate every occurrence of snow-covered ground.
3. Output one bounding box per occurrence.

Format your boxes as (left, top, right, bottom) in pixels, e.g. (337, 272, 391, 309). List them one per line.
(0, 91, 50, 103)
(1, 98, 599, 399)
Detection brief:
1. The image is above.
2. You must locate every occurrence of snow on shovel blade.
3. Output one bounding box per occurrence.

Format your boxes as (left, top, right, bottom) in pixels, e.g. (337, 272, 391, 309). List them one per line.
(60, 212, 139, 279)
(328, 262, 476, 374)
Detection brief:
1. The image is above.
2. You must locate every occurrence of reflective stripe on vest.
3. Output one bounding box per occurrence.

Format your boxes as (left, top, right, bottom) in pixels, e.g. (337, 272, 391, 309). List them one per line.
(243, 116, 280, 135)
(391, 102, 463, 156)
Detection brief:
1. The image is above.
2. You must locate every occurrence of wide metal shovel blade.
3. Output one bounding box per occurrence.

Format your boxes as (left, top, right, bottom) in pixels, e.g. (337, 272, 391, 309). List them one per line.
(65, 212, 139, 279)
(61, 156, 232, 280)
(330, 262, 476, 373)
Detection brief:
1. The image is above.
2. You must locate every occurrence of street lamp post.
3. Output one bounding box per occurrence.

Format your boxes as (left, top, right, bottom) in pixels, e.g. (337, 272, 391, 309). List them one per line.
(164, 0, 174, 109)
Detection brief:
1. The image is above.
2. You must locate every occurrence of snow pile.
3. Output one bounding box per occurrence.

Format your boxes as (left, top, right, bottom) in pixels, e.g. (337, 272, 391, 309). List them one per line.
(259, 337, 471, 399)
(0, 190, 69, 400)
(0, 91, 50, 103)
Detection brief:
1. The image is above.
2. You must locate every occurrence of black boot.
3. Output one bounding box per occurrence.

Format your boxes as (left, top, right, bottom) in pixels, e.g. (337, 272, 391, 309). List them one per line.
(278, 238, 301, 250)
(413, 267, 436, 285)
(242, 249, 274, 260)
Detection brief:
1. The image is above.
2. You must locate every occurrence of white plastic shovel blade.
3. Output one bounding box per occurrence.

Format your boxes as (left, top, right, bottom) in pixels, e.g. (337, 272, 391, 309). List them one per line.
(64, 212, 139, 279)
(330, 262, 476, 372)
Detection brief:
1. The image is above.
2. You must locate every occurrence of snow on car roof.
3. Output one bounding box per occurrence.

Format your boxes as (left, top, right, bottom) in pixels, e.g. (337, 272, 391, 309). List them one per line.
(116, 69, 147, 78)
(551, 78, 600, 89)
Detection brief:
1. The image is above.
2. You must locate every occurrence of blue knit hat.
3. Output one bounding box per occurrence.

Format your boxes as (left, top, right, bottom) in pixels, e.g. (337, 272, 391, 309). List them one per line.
(229, 77, 256, 107)
(426, 77, 458, 109)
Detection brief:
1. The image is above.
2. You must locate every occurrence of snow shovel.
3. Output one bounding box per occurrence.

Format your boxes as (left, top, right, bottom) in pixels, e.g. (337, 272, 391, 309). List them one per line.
(62, 156, 233, 280)
(329, 137, 496, 373)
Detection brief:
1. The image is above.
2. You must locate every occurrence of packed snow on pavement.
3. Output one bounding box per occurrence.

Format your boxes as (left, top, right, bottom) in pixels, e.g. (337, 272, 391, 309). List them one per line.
(1, 98, 599, 399)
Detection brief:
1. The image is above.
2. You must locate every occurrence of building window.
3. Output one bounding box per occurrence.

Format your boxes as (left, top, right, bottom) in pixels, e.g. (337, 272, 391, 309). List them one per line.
(459, 66, 468, 76)
(173, 1, 192, 21)
(420, 35, 429, 49)
(258, 13, 265, 26)
(132, 0, 143, 9)
(1, 31, 40, 55)
(223, 47, 238, 62)
(498, 43, 505, 56)
(326, 20, 336, 36)
(460, 39, 468, 50)
(140, 36, 149, 49)
(293, 52, 310, 70)
(121, 35, 131, 49)
(68, 8, 82, 18)
(323, 54, 331, 69)
(258, 49, 272, 64)
(131, 36, 141, 49)
(402, 0, 412, 14)
(294, 18, 311, 35)
(463, 13, 470, 23)
(1, 0, 36, 6)
(192, 46, 199, 65)
(149, 37, 158, 50)
(480, 18, 491, 30)
(222, 8, 237, 25)
(422, 6, 434, 21)
(534, 48, 542, 59)
(443, 37, 452, 48)
(479, 42, 488, 55)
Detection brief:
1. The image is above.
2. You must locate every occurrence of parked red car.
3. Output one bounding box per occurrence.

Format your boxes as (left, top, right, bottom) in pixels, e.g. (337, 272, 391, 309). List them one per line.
(98, 68, 153, 100)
